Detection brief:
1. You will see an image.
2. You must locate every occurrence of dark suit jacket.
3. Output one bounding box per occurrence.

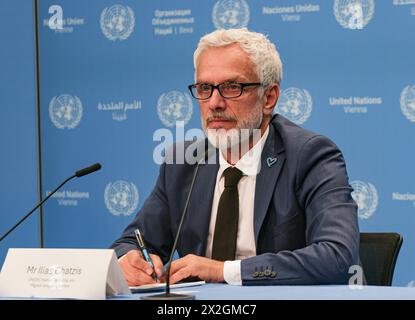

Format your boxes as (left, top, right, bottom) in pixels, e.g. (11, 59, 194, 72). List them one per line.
(111, 114, 360, 285)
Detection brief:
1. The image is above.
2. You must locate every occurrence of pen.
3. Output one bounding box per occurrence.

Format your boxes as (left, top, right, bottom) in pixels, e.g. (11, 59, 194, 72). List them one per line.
(134, 228, 158, 281)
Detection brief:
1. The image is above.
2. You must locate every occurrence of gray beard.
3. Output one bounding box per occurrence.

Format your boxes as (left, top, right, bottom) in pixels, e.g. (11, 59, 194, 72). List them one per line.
(201, 106, 263, 162)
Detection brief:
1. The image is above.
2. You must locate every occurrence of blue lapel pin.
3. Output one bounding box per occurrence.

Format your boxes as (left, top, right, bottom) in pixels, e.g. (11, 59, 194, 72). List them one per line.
(266, 157, 278, 168)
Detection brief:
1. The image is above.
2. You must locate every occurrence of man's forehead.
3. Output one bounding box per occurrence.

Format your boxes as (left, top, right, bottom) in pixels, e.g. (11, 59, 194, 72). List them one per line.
(196, 45, 257, 82)
(196, 74, 250, 83)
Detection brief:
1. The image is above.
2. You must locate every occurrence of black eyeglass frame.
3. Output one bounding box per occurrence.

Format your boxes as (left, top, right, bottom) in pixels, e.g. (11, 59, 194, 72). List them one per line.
(188, 82, 264, 100)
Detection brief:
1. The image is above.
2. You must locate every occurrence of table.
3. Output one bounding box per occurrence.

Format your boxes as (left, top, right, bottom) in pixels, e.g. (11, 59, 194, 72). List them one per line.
(110, 283, 415, 300)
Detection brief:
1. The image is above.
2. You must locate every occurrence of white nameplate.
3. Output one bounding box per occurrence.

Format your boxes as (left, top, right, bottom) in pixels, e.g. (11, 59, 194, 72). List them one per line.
(0, 248, 131, 300)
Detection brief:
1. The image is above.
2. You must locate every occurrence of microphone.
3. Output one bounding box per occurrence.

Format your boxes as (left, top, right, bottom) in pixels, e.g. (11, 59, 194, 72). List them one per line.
(0, 163, 102, 243)
(141, 143, 214, 300)
(75, 163, 102, 177)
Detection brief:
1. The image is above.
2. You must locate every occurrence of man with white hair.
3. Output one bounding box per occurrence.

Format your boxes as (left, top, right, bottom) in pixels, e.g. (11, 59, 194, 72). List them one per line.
(111, 28, 360, 286)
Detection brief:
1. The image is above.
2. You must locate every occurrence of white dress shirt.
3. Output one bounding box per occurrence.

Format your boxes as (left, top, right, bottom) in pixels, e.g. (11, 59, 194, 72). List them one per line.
(205, 127, 269, 285)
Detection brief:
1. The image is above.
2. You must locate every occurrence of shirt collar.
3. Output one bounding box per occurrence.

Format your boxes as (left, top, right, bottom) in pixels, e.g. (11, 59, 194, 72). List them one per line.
(218, 126, 269, 177)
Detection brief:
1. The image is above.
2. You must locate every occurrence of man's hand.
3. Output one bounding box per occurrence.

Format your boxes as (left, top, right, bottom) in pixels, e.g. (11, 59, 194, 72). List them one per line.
(118, 250, 163, 286)
(168, 254, 225, 284)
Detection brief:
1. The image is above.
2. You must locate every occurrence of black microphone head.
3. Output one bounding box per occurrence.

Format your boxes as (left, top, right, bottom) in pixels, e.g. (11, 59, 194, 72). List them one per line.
(75, 163, 102, 177)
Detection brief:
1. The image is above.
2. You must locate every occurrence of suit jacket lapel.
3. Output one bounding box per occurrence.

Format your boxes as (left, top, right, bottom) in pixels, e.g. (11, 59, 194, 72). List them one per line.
(185, 151, 219, 256)
(254, 123, 286, 245)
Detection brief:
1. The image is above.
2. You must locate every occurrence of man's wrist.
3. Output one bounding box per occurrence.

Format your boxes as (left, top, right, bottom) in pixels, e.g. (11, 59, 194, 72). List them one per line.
(223, 260, 242, 285)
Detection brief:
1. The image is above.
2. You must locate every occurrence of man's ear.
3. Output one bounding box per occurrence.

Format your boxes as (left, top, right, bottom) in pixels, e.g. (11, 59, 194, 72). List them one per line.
(263, 84, 280, 117)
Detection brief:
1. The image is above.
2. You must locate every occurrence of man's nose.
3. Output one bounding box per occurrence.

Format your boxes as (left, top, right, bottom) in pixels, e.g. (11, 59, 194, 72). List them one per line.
(208, 87, 226, 111)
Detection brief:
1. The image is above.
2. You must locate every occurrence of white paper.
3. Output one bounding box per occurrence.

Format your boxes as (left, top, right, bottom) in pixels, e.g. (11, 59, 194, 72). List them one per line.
(130, 280, 205, 293)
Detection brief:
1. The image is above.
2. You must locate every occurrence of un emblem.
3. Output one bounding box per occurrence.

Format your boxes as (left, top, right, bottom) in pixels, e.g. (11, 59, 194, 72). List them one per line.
(100, 4, 135, 41)
(157, 91, 193, 127)
(49, 94, 82, 129)
(212, 0, 250, 29)
(104, 180, 139, 216)
(334, 0, 375, 30)
(275, 87, 312, 125)
(400, 85, 415, 123)
(350, 180, 378, 220)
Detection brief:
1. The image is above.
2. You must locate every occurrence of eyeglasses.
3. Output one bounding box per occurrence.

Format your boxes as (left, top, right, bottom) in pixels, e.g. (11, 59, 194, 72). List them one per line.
(188, 82, 263, 100)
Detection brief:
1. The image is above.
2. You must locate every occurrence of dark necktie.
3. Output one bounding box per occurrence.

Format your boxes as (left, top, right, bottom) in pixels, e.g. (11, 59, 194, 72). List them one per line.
(211, 167, 243, 261)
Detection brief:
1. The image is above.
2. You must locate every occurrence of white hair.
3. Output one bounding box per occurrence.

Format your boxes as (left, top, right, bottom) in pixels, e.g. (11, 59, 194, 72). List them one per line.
(194, 28, 283, 86)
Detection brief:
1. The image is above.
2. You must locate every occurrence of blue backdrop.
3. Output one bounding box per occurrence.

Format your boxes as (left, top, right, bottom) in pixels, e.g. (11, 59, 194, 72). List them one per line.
(0, 0, 39, 259)
(1, 0, 415, 286)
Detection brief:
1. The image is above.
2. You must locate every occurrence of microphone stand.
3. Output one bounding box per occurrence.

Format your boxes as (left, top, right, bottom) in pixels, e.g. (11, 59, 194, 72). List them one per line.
(0, 163, 101, 243)
(0, 175, 76, 243)
(141, 147, 212, 300)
